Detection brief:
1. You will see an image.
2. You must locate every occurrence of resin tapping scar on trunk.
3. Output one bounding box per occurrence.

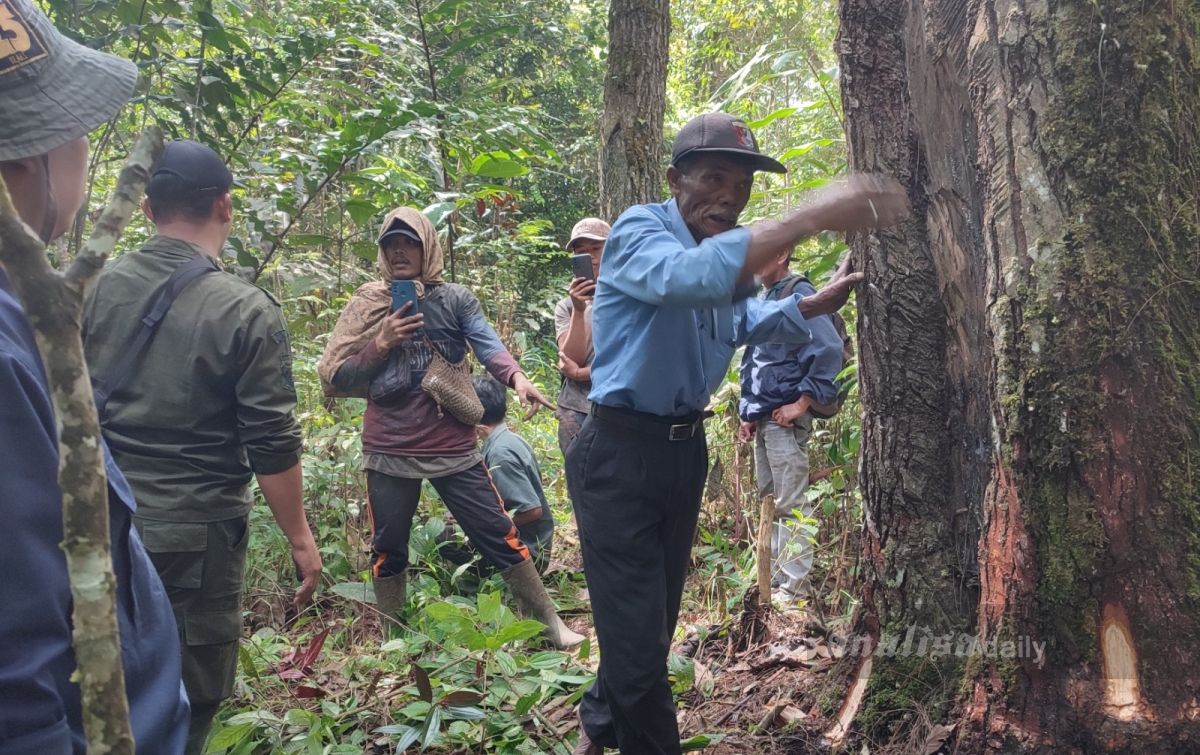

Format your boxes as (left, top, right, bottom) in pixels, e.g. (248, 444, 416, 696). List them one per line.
(1101, 602, 1143, 722)
(825, 654, 872, 745)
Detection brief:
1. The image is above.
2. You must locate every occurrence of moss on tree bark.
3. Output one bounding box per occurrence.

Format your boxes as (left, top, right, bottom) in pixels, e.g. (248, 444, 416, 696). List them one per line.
(838, 0, 1200, 750)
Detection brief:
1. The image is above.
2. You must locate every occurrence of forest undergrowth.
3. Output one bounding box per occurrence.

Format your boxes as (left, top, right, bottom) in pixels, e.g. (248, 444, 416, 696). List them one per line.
(42, 0, 867, 749)
(210, 310, 871, 755)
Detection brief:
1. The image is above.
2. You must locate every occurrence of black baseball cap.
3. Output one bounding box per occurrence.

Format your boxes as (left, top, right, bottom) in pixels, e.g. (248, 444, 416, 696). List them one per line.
(671, 112, 786, 174)
(145, 139, 233, 200)
(379, 219, 421, 246)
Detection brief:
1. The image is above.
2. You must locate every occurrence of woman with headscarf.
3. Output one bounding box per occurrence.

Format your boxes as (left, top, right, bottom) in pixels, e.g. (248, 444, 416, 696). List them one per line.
(319, 207, 581, 649)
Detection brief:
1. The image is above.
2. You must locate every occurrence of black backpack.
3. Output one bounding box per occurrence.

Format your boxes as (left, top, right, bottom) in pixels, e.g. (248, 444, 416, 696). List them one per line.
(779, 274, 854, 419)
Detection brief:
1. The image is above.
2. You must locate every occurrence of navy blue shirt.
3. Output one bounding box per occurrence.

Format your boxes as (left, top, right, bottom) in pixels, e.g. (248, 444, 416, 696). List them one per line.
(0, 270, 189, 754)
(738, 274, 844, 422)
(588, 199, 813, 416)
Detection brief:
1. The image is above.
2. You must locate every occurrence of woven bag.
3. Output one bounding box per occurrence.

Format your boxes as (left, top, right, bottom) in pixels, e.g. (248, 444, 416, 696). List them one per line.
(420, 333, 484, 425)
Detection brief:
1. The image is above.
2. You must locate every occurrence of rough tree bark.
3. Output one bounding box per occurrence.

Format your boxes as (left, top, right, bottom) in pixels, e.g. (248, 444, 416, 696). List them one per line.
(837, 1, 1200, 752)
(598, 0, 669, 220)
(0, 128, 164, 754)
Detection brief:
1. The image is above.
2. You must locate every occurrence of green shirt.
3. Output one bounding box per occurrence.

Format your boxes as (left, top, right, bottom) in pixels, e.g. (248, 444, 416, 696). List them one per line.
(82, 235, 302, 522)
(480, 425, 554, 558)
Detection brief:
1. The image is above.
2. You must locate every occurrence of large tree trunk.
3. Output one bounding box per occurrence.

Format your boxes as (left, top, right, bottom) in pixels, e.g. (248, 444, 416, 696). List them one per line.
(838, 0, 1200, 751)
(598, 0, 669, 220)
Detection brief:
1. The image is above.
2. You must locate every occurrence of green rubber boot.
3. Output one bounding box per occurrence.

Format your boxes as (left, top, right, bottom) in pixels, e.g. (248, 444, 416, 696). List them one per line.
(374, 572, 407, 636)
(500, 559, 585, 650)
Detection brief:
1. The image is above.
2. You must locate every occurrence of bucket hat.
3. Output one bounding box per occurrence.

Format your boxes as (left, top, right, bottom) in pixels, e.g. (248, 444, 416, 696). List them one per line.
(0, 0, 137, 161)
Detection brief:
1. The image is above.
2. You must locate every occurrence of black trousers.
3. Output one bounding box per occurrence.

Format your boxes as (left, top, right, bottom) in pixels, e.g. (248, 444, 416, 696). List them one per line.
(566, 413, 708, 755)
(366, 463, 529, 578)
(435, 515, 552, 575)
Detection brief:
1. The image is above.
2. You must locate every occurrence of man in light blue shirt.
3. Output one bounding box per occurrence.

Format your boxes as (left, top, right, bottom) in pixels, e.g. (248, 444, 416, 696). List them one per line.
(566, 112, 907, 755)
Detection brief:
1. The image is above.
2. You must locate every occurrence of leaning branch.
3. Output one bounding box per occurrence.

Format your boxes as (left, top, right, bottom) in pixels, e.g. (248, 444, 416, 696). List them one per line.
(0, 127, 164, 755)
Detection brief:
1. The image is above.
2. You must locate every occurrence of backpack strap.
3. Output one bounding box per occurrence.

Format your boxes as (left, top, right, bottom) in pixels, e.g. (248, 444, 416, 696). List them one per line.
(92, 255, 218, 415)
(778, 274, 810, 301)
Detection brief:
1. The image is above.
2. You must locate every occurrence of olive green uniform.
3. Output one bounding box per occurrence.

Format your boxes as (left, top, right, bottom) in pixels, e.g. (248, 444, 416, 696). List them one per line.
(82, 235, 302, 755)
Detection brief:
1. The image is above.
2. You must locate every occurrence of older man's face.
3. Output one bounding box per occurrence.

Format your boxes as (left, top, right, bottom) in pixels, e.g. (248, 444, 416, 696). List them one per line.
(667, 154, 755, 242)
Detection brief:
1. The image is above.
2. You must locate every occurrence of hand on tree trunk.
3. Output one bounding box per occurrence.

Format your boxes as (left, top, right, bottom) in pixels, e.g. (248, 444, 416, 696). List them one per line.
(798, 257, 863, 318)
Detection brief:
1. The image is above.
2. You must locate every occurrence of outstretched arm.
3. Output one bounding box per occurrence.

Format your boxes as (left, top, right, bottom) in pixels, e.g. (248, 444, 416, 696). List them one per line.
(256, 463, 322, 608)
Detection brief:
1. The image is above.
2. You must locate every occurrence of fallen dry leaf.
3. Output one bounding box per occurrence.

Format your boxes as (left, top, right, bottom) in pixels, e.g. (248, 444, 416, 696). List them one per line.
(922, 722, 956, 754)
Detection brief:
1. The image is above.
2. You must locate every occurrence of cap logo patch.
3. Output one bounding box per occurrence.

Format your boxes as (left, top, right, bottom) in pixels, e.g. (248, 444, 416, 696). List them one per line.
(731, 121, 756, 149)
(0, 0, 48, 76)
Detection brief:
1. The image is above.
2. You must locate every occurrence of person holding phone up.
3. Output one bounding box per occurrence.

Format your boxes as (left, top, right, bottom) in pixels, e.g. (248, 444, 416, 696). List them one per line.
(318, 207, 582, 649)
(555, 217, 610, 456)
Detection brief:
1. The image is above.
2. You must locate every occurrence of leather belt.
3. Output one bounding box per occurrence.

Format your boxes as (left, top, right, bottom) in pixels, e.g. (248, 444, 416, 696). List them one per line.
(591, 404, 705, 441)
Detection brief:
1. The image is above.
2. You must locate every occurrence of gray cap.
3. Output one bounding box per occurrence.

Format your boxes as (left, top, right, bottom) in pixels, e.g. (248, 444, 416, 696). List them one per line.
(0, 0, 137, 162)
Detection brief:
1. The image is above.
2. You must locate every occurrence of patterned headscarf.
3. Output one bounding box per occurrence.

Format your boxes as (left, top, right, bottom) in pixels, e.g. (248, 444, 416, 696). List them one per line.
(317, 206, 444, 397)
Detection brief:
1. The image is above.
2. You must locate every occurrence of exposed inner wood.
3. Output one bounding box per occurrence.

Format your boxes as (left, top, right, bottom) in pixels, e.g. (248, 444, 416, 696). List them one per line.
(825, 654, 872, 745)
(1101, 603, 1141, 722)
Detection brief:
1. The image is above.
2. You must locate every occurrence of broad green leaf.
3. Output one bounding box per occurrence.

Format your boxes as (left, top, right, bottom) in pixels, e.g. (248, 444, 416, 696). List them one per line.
(550, 673, 595, 685)
(420, 706, 441, 749)
(374, 724, 415, 735)
(372, 724, 420, 753)
(397, 700, 432, 719)
(396, 727, 421, 752)
(343, 36, 382, 56)
(422, 201, 458, 228)
(471, 154, 528, 179)
(528, 651, 567, 669)
(226, 710, 282, 726)
(494, 620, 546, 645)
(329, 581, 375, 603)
(681, 734, 722, 751)
(424, 601, 465, 622)
(345, 199, 379, 226)
(238, 644, 260, 681)
(477, 591, 501, 624)
(289, 233, 334, 248)
(284, 708, 317, 726)
(444, 705, 488, 720)
(495, 650, 518, 677)
(746, 107, 797, 129)
(351, 241, 378, 262)
(778, 140, 841, 162)
(236, 247, 260, 269)
(514, 692, 540, 716)
(442, 26, 521, 57)
(207, 722, 252, 750)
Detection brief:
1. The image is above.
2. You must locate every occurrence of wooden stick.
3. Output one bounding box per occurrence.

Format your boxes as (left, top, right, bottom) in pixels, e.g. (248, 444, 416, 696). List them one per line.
(0, 127, 164, 755)
(757, 494, 774, 605)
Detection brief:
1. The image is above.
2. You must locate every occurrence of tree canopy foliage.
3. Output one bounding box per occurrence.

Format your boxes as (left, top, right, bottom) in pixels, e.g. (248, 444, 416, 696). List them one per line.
(43, 0, 871, 751)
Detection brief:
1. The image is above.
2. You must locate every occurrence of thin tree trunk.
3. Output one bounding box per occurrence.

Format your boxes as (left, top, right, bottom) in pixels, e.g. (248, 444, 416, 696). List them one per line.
(837, 0, 1200, 751)
(0, 128, 164, 754)
(598, 0, 669, 220)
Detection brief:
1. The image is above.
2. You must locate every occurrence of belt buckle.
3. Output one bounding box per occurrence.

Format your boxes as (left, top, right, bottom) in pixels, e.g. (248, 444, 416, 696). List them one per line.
(668, 422, 692, 441)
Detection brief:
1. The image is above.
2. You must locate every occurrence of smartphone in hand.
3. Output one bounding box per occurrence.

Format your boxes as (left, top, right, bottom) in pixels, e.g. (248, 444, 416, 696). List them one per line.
(570, 253, 594, 281)
(391, 280, 419, 314)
